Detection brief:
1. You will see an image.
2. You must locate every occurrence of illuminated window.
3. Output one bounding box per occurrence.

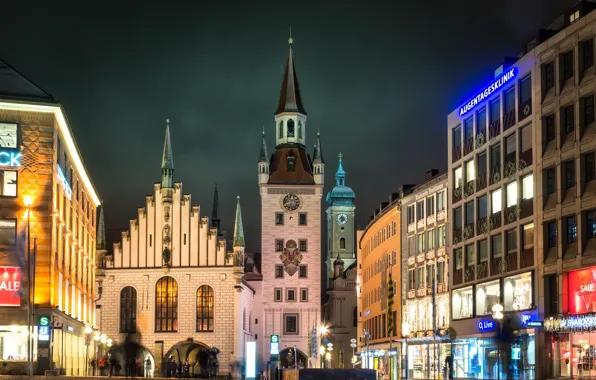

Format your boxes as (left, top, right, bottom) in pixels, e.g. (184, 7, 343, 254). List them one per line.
(523, 223, 534, 249)
(155, 276, 178, 332)
(570, 10, 580, 24)
(506, 181, 517, 207)
(196, 285, 214, 332)
(504, 272, 533, 311)
(465, 160, 475, 182)
(0, 170, 16, 197)
(452, 286, 473, 319)
(454, 167, 463, 188)
(522, 174, 533, 199)
(491, 189, 502, 213)
(120, 286, 137, 333)
(0, 219, 16, 246)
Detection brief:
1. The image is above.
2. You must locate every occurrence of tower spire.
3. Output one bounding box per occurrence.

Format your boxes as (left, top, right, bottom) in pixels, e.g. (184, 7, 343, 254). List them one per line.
(275, 34, 306, 115)
(233, 196, 245, 248)
(161, 119, 174, 188)
(259, 127, 268, 162)
(96, 203, 106, 251)
(313, 129, 324, 164)
(211, 184, 221, 234)
(336, 152, 346, 186)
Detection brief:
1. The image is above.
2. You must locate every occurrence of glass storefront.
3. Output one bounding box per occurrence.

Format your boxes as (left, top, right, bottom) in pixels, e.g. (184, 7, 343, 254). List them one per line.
(557, 331, 596, 378)
(452, 333, 535, 379)
(0, 326, 37, 360)
(405, 343, 450, 379)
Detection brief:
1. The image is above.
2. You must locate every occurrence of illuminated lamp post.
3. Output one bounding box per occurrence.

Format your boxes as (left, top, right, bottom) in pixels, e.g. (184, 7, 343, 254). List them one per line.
(319, 347, 325, 368)
(326, 343, 333, 368)
(94, 332, 101, 375)
(23, 195, 34, 376)
(402, 322, 411, 380)
(319, 325, 328, 368)
(84, 326, 93, 376)
(492, 304, 504, 380)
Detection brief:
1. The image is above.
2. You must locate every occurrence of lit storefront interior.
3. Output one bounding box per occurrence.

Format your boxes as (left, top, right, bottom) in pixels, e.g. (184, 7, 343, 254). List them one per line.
(546, 266, 596, 378)
(0, 326, 37, 360)
(450, 271, 537, 379)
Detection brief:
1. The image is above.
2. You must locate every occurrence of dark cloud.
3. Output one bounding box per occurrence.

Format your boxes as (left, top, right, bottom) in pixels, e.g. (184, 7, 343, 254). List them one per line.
(0, 0, 576, 252)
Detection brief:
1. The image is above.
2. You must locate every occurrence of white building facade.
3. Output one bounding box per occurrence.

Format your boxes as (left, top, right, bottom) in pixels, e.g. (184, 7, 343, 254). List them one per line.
(256, 40, 323, 370)
(98, 122, 255, 377)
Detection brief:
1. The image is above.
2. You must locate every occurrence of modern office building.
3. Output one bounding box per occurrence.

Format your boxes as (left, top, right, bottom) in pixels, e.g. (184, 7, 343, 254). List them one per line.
(447, 26, 538, 380)
(400, 170, 449, 379)
(357, 187, 410, 380)
(0, 59, 101, 375)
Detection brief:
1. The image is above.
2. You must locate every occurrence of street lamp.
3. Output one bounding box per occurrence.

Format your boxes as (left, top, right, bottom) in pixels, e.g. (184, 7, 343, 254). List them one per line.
(492, 304, 504, 380)
(350, 338, 357, 368)
(319, 325, 329, 368)
(326, 343, 333, 368)
(23, 195, 34, 376)
(319, 346, 325, 368)
(402, 322, 411, 380)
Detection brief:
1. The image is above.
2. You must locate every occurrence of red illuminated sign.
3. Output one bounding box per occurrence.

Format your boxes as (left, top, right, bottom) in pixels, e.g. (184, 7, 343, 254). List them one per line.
(569, 267, 596, 314)
(0, 267, 21, 307)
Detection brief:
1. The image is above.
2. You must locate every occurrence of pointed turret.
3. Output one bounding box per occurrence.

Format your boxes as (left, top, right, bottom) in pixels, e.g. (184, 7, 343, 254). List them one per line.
(326, 152, 355, 205)
(335, 152, 346, 186)
(233, 196, 245, 248)
(275, 43, 306, 115)
(211, 184, 221, 235)
(258, 128, 270, 185)
(259, 127, 268, 162)
(96, 204, 106, 251)
(161, 119, 174, 189)
(313, 129, 325, 186)
(313, 129, 324, 164)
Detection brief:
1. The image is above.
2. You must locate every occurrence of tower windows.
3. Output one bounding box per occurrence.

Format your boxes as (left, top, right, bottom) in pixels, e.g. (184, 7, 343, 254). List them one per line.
(287, 119, 295, 137)
(298, 121, 302, 139)
(299, 212, 307, 225)
(279, 121, 284, 138)
(340, 237, 346, 249)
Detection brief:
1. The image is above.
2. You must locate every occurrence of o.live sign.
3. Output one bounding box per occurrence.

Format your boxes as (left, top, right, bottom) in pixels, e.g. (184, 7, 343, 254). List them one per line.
(459, 67, 518, 117)
(0, 267, 20, 306)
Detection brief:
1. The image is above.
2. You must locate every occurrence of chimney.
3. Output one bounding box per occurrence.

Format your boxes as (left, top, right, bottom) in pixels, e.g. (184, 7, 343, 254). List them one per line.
(425, 169, 439, 181)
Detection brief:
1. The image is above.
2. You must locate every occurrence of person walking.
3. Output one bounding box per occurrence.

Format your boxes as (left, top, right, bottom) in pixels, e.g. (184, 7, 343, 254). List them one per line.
(145, 358, 152, 378)
(183, 361, 190, 379)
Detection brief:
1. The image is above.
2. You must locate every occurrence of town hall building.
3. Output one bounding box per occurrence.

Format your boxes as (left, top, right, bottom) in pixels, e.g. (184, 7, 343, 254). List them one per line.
(97, 121, 256, 377)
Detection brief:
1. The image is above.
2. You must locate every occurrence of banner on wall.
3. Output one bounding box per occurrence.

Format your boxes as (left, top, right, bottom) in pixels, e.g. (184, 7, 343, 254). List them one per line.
(569, 267, 596, 314)
(0, 267, 21, 306)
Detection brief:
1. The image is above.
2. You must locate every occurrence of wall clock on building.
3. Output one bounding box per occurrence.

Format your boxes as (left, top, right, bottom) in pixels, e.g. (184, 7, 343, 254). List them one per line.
(337, 213, 348, 225)
(281, 193, 301, 212)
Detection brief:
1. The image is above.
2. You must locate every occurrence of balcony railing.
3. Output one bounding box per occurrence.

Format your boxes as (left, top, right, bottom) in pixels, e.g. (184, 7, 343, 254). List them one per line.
(453, 268, 463, 286)
(453, 186, 462, 203)
(489, 119, 501, 139)
(476, 172, 487, 192)
(490, 166, 501, 185)
(503, 109, 516, 131)
(464, 137, 474, 156)
(476, 261, 488, 280)
(452, 146, 462, 163)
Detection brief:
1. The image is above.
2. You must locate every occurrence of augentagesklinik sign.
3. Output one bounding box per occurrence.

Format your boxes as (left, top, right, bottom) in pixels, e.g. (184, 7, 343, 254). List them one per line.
(459, 67, 518, 117)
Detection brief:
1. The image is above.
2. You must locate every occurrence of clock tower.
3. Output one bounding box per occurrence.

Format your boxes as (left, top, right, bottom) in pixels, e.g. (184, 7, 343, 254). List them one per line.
(325, 153, 356, 285)
(256, 37, 324, 368)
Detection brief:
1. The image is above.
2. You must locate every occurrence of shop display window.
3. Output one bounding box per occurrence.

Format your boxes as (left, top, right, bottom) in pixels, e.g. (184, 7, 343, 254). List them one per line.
(476, 279, 500, 315)
(452, 286, 473, 319)
(504, 272, 532, 311)
(0, 326, 36, 360)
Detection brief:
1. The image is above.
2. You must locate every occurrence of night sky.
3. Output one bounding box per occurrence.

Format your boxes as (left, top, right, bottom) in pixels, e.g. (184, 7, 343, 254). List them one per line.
(0, 0, 577, 253)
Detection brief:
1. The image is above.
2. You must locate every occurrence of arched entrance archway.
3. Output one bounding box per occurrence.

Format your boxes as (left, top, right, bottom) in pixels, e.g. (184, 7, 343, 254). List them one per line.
(279, 347, 308, 369)
(107, 343, 155, 377)
(164, 340, 220, 378)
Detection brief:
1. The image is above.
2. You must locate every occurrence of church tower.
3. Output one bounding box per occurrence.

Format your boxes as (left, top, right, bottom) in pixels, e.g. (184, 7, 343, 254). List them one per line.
(325, 153, 356, 284)
(257, 35, 324, 368)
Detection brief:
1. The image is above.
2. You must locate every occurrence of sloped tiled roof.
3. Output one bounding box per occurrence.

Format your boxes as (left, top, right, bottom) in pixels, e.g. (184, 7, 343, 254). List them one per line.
(268, 145, 314, 185)
(0, 59, 54, 101)
(275, 47, 306, 115)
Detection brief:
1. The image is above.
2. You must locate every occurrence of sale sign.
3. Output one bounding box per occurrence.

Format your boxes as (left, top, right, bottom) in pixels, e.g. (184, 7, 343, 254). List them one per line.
(0, 267, 21, 306)
(569, 267, 596, 314)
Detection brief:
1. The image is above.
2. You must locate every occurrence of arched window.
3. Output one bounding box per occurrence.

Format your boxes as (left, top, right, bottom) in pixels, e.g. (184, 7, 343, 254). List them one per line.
(298, 121, 302, 139)
(120, 286, 137, 333)
(353, 307, 358, 327)
(279, 121, 284, 138)
(340, 237, 346, 249)
(196, 285, 214, 332)
(287, 119, 295, 137)
(155, 276, 178, 332)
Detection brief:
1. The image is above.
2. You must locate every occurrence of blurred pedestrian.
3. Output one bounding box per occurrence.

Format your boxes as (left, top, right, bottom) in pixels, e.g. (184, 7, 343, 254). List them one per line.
(123, 333, 141, 380)
(145, 358, 152, 378)
(183, 361, 190, 378)
(177, 360, 183, 378)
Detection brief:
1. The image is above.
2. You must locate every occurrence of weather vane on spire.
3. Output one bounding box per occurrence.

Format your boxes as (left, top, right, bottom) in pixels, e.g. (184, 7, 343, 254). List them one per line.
(166, 118, 170, 126)
(338, 152, 343, 160)
(288, 26, 293, 45)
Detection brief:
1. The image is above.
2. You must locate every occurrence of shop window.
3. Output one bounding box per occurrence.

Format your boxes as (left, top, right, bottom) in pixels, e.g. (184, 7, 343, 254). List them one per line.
(0, 170, 16, 197)
(155, 276, 178, 332)
(491, 189, 502, 214)
(476, 279, 501, 315)
(452, 286, 473, 319)
(196, 285, 214, 332)
(503, 272, 532, 311)
(0, 219, 16, 246)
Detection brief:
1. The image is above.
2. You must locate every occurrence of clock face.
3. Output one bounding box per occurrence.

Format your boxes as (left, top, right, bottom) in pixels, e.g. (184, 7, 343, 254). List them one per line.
(337, 213, 348, 225)
(282, 193, 301, 212)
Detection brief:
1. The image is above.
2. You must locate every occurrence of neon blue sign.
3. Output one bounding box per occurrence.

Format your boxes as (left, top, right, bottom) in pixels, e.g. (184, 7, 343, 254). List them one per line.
(56, 164, 72, 199)
(38, 316, 50, 342)
(459, 67, 518, 117)
(0, 151, 21, 167)
(478, 319, 496, 332)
